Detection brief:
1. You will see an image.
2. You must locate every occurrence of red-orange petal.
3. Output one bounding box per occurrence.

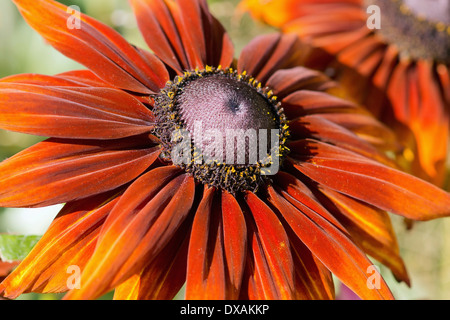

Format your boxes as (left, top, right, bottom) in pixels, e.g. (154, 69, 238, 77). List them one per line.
(0, 191, 121, 298)
(244, 193, 295, 299)
(290, 139, 450, 220)
(13, 0, 169, 93)
(221, 191, 247, 298)
(0, 136, 160, 207)
(176, 0, 234, 69)
(64, 167, 195, 300)
(268, 185, 394, 300)
(113, 223, 190, 300)
(238, 33, 304, 83)
(0, 81, 155, 139)
(281, 89, 363, 119)
(288, 115, 396, 166)
(130, 0, 233, 73)
(266, 66, 337, 99)
(289, 230, 335, 299)
(186, 187, 227, 299)
(319, 188, 410, 285)
(186, 188, 246, 299)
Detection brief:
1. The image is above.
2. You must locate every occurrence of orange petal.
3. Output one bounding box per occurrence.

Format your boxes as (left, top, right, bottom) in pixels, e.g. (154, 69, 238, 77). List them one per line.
(0, 136, 160, 207)
(130, 0, 233, 72)
(13, 0, 169, 93)
(273, 171, 346, 231)
(64, 167, 195, 300)
(0, 191, 121, 298)
(186, 187, 227, 299)
(289, 230, 335, 299)
(317, 112, 398, 150)
(113, 223, 190, 300)
(0, 81, 155, 139)
(266, 66, 337, 99)
(319, 188, 410, 285)
(238, 33, 304, 83)
(176, 0, 234, 69)
(244, 193, 295, 299)
(186, 188, 246, 299)
(281, 89, 363, 120)
(268, 185, 394, 300)
(290, 139, 450, 220)
(288, 115, 396, 166)
(1, 71, 106, 87)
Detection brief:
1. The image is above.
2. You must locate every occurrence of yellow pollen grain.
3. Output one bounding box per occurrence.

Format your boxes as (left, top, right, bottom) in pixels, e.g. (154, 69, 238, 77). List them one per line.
(436, 22, 446, 33)
(403, 148, 415, 162)
(399, 4, 410, 15)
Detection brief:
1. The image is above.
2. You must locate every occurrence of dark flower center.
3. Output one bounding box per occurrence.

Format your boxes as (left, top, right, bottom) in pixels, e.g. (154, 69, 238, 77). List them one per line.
(365, 0, 450, 63)
(153, 67, 289, 194)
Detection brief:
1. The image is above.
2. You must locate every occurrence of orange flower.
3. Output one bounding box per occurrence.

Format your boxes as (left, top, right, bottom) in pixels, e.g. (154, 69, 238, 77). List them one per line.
(0, 0, 449, 300)
(242, 0, 450, 187)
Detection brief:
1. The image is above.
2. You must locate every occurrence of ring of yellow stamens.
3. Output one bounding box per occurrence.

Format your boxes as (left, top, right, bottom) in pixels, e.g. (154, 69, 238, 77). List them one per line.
(152, 66, 290, 194)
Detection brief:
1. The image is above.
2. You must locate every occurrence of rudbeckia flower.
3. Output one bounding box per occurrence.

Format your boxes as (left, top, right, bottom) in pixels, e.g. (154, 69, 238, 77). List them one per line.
(242, 0, 450, 187)
(0, 0, 449, 300)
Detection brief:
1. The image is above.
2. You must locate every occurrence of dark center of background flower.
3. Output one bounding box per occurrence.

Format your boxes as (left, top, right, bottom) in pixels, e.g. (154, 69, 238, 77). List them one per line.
(365, 0, 450, 63)
(153, 67, 289, 194)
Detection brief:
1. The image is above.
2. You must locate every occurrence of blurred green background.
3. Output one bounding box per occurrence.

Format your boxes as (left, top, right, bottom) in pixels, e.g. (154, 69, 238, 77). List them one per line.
(0, 0, 449, 300)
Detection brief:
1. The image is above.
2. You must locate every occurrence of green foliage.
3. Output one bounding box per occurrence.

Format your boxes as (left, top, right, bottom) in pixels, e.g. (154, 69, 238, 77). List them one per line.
(0, 234, 41, 262)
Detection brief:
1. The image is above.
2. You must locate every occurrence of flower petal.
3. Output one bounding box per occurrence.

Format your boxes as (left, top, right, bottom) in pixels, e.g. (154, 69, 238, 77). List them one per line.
(281, 89, 363, 119)
(113, 224, 189, 300)
(318, 112, 398, 150)
(319, 188, 410, 285)
(282, 90, 398, 149)
(244, 193, 295, 299)
(13, 0, 169, 93)
(290, 139, 450, 220)
(221, 191, 247, 298)
(266, 66, 337, 99)
(0, 82, 155, 139)
(186, 187, 226, 299)
(0, 136, 160, 207)
(1, 72, 104, 87)
(130, 0, 234, 73)
(289, 230, 335, 299)
(64, 167, 195, 300)
(288, 115, 396, 166)
(388, 60, 449, 185)
(268, 185, 394, 300)
(186, 188, 246, 299)
(176, 0, 234, 69)
(0, 191, 120, 298)
(238, 33, 304, 83)
(273, 171, 346, 232)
